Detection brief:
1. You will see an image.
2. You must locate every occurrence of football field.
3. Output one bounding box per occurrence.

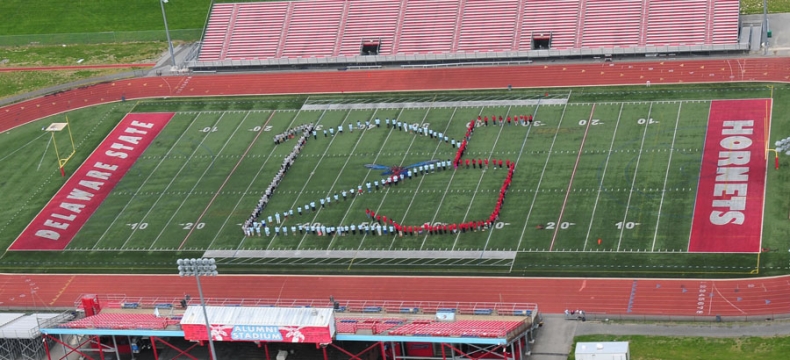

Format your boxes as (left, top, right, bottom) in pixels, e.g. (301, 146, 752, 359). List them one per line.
(65, 98, 712, 255)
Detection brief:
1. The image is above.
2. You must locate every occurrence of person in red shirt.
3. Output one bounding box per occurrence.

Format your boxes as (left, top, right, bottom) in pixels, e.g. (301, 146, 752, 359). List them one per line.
(465, 159, 470, 168)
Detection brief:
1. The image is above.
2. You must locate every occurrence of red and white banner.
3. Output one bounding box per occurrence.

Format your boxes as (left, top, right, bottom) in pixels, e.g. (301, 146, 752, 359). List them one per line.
(688, 99, 770, 253)
(9, 113, 173, 250)
(182, 324, 333, 344)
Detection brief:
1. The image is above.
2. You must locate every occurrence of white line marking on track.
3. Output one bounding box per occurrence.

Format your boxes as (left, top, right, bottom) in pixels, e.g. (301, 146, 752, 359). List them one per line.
(652, 103, 682, 251)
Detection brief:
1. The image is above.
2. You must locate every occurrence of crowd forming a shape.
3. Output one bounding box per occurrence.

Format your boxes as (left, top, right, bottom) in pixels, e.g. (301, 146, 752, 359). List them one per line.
(243, 113, 534, 238)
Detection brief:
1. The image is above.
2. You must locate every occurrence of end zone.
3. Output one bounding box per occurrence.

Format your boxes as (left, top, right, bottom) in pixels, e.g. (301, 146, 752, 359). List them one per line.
(688, 99, 770, 253)
(9, 113, 174, 251)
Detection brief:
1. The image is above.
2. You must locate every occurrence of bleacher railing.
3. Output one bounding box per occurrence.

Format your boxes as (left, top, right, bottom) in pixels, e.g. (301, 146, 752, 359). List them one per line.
(75, 294, 538, 318)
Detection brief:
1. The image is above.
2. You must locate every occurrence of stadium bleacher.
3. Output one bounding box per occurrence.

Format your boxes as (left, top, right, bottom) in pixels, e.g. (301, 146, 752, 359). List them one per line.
(580, 0, 642, 49)
(646, 0, 707, 46)
(225, 2, 289, 60)
(189, 0, 744, 68)
(337, 0, 401, 56)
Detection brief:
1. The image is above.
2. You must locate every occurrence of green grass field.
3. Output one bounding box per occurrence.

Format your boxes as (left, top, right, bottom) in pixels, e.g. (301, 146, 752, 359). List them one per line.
(570, 334, 790, 360)
(1, 84, 789, 276)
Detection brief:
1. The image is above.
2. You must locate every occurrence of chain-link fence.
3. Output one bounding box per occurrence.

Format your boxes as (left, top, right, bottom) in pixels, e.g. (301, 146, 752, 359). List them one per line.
(0, 29, 202, 46)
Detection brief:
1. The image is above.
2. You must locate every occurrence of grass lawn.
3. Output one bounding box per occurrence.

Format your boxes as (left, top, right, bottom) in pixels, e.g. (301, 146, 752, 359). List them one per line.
(0, 68, 149, 100)
(0, 42, 167, 67)
(0, 1, 213, 35)
(0, 84, 788, 276)
(570, 335, 790, 360)
(741, 0, 790, 14)
(0, 42, 166, 100)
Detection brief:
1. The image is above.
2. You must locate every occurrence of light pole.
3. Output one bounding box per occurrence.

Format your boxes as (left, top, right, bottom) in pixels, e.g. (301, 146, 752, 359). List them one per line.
(763, 0, 769, 55)
(160, 0, 177, 68)
(177, 258, 218, 360)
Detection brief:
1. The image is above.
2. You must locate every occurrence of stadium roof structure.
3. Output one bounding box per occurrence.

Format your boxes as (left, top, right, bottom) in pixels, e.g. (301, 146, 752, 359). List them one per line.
(45, 296, 542, 359)
(191, 0, 747, 70)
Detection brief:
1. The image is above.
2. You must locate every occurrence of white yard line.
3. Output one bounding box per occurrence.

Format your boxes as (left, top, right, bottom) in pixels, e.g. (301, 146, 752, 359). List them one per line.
(450, 106, 512, 251)
(616, 102, 654, 251)
(362, 106, 432, 250)
(92, 112, 202, 249)
(382, 107, 455, 251)
(0, 132, 47, 164)
(685, 101, 713, 252)
(182, 111, 276, 250)
(397, 109, 456, 226)
(293, 110, 378, 250)
(482, 102, 542, 254)
(417, 107, 487, 250)
(317, 111, 408, 250)
(265, 109, 348, 250)
(515, 98, 571, 252)
(150, 112, 252, 249)
(549, 104, 596, 251)
(358, 107, 433, 251)
(229, 109, 312, 251)
(583, 103, 624, 250)
(120, 112, 227, 249)
(36, 134, 52, 171)
(651, 103, 683, 251)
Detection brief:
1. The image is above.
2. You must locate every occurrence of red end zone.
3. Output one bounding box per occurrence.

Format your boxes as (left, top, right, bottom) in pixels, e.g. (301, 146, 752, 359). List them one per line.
(688, 99, 771, 253)
(9, 113, 173, 251)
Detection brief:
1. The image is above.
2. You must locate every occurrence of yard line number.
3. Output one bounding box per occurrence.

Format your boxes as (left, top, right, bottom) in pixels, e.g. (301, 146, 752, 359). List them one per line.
(615, 221, 640, 229)
(637, 118, 658, 125)
(127, 223, 148, 230)
(180, 222, 206, 230)
(546, 222, 574, 230)
(578, 119, 602, 126)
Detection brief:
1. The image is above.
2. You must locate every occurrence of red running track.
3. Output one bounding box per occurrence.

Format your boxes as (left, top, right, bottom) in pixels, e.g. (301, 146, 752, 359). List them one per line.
(1, 57, 790, 316)
(2, 273, 790, 317)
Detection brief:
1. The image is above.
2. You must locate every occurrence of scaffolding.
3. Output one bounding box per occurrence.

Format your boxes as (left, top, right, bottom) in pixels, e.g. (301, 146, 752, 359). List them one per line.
(0, 312, 72, 360)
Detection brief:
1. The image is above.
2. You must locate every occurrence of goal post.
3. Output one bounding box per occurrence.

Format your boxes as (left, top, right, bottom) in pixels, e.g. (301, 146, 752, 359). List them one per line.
(44, 117, 76, 177)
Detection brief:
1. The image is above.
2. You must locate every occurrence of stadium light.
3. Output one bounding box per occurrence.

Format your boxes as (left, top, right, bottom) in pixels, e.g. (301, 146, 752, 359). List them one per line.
(178, 258, 218, 360)
(160, 0, 177, 68)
